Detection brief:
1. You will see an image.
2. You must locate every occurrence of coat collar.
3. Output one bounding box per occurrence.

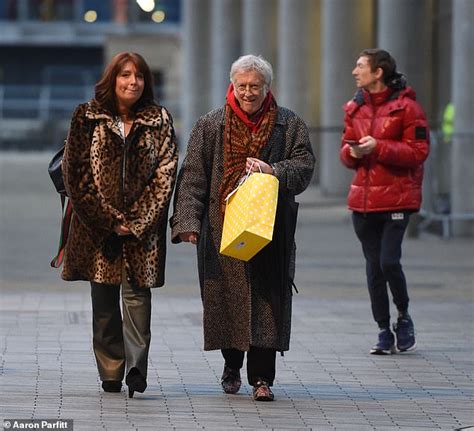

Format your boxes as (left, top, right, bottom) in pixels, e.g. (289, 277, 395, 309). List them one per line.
(85, 99, 164, 128)
(217, 105, 287, 127)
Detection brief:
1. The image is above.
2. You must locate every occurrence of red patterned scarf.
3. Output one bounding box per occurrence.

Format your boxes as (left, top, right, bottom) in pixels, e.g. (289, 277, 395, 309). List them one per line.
(219, 84, 277, 216)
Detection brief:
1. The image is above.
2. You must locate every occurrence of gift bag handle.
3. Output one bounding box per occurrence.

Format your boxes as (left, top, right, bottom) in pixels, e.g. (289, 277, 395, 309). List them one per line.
(225, 160, 263, 202)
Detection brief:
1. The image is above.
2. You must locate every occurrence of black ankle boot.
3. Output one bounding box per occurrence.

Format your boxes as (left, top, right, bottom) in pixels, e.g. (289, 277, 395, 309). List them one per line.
(102, 380, 122, 392)
(126, 368, 147, 398)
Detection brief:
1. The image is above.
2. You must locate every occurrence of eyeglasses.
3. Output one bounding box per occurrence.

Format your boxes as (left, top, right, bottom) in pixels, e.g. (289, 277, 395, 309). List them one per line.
(235, 83, 265, 94)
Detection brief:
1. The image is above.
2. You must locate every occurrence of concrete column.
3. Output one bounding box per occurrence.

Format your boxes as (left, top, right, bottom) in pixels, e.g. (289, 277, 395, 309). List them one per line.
(73, 1, 83, 22)
(434, 0, 453, 123)
(242, 0, 277, 64)
(112, 0, 128, 24)
(320, 0, 374, 196)
(181, 0, 211, 145)
(432, 0, 453, 197)
(377, 0, 434, 121)
(210, 0, 242, 109)
(277, 0, 317, 123)
(451, 0, 474, 236)
(18, 0, 28, 20)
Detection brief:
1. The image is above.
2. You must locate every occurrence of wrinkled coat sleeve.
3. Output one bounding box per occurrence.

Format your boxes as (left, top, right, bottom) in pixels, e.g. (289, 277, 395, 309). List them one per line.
(340, 103, 362, 170)
(63, 104, 124, 243)
(169, 116, 212, 243)
(340, 98, 429, 170)
(270, 113, 315, 196)
(371, 99, 429, 168)
(124, 107, 178, 241)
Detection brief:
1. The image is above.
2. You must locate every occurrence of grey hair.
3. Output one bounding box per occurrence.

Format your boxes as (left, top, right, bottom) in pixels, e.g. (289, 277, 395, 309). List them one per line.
(229, 54, 273, 88)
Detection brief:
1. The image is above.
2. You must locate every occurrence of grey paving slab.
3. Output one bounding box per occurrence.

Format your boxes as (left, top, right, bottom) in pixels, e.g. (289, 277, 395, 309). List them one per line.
(1, 152, 473, 430)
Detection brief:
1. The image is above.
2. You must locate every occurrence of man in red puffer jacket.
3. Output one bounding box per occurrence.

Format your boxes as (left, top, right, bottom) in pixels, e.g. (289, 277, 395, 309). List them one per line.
(340, 48, 430, 355)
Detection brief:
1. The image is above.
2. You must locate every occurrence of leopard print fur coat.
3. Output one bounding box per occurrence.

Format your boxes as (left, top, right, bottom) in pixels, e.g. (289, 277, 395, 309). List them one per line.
(170, 106, 315, 351)
(62, 100, 178, 288)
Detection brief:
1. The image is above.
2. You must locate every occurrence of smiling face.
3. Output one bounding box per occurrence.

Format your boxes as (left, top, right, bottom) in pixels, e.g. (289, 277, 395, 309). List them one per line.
(115, 61, 145, 111)
(233, 69, 267, 115)
(352, 56, 384, 93)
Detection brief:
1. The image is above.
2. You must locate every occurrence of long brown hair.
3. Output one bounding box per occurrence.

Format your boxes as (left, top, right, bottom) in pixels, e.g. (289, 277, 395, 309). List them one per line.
(94, 52, 156, 115)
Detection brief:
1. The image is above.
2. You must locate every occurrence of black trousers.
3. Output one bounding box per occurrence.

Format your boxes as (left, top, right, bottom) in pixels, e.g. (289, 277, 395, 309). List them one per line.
(90, 273, 151, 382)
(221, 347, 276, 386)
(352, 211, 411, 328)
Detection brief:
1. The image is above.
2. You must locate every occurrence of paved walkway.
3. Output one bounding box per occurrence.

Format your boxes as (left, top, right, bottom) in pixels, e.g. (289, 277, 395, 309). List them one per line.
(0, 152, 473, 430)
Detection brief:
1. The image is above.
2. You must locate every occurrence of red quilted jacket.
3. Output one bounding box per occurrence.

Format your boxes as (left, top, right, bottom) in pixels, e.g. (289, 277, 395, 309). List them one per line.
(340, 86, 430, 213)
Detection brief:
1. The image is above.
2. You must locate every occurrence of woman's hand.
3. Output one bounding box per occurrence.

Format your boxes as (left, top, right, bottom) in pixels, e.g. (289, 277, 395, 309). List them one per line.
(179, 232, 199, 244)
(246, 157, 274, 174)
(114, 224, 132, 236)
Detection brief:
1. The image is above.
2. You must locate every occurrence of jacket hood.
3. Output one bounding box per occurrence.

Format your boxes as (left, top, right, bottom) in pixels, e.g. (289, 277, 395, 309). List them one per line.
(344, 85, 417, 116)
(387, 72, 407, 91)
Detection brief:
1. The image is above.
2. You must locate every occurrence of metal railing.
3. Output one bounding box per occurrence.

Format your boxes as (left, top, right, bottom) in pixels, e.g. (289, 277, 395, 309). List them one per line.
(418, 131, 474, 238)
(0, 84, 93, 120)
(0, 83, 179, 121)
(0, 83, 180, 150)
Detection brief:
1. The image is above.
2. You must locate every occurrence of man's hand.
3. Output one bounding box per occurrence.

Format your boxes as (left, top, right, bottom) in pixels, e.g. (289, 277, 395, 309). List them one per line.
(179, 232, 199, 244)
(350, 136, 377, 158)
(246, 157, 274, 174)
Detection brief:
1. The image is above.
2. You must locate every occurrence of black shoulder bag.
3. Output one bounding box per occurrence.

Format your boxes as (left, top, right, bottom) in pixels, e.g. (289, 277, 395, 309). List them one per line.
(48, 117, 96, 268)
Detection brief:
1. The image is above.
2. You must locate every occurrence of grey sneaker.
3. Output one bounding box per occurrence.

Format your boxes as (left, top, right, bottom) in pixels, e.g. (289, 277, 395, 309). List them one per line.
(370, 328, 396, 354)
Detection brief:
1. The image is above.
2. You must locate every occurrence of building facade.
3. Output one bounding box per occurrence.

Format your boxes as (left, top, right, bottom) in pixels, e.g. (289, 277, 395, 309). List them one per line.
(0, 0, 181, 148)
(1, 0, 472, 235)
(180, 0, 473, 235)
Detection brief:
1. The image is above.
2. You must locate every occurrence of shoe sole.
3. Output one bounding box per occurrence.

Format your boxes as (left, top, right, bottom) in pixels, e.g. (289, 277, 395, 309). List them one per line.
(221, 382, 242, 394)
(397, 341, 417, 353)
(369, 346, 397, 355)
(222, 387, 241, 394)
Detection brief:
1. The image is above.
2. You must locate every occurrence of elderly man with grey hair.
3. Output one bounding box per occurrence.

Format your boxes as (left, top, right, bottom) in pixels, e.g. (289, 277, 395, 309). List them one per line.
(170, 54, 315, 401)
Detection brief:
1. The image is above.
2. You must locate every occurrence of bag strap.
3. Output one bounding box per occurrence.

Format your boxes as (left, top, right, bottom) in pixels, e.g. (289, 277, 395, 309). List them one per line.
(50, 110, 96, 268)
(50, 195, 73, 268)
(225, 160, 263, 202)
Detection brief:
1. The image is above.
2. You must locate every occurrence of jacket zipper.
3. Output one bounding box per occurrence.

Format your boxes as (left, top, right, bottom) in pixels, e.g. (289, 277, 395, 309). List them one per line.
(120, 126, 129, 280)
(121, 125, 128, 210)
(363, 101, 376, 215)
(122, 143, 127, 209)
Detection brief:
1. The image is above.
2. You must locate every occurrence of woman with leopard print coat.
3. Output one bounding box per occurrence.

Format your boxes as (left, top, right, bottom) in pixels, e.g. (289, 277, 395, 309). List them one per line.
(62, 53, 178, 398)
(171, 55, 315, 401)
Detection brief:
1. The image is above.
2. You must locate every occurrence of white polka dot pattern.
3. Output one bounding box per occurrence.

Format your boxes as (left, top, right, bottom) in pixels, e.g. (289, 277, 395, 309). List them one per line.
(220, 173, 279, 261)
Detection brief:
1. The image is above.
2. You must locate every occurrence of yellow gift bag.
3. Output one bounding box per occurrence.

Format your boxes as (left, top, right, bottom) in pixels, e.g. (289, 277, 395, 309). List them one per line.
(220, 172, 279, 261)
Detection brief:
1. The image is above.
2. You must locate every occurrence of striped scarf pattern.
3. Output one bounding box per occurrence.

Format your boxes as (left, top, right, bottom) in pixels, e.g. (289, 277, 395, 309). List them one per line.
(219, 86, 277, 216)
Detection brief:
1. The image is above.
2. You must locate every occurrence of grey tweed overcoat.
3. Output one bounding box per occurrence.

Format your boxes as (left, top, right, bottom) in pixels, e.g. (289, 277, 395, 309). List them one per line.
(170, 106, 315, 351)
